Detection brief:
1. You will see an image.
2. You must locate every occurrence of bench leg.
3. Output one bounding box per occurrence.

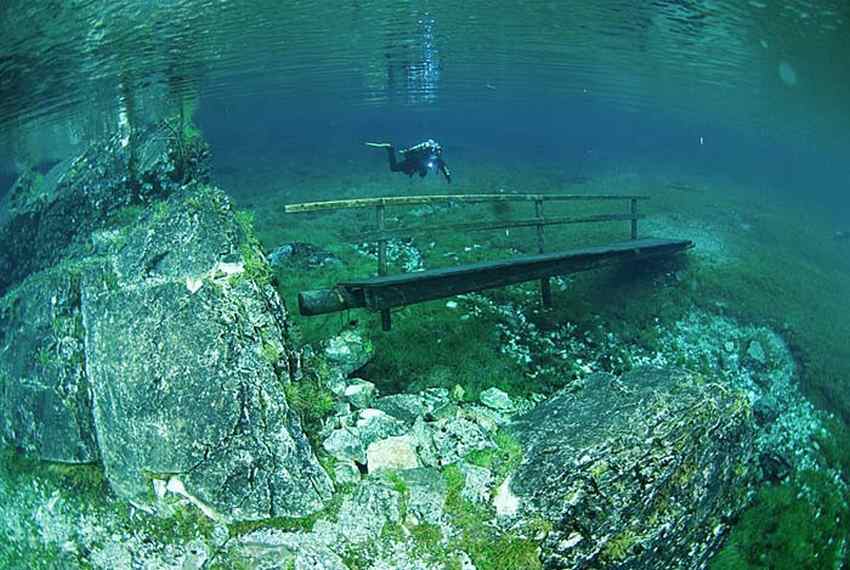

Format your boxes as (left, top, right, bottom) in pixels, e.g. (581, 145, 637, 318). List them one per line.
(540, 278, 552, 308)
(381, 309, 392, 331)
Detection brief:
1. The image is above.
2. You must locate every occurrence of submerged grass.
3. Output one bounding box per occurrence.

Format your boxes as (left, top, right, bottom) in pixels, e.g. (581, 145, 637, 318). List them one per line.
(234, 161, 850, 568)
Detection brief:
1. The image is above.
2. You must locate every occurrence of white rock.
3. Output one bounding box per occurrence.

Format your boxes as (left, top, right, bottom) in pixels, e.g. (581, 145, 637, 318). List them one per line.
(480, 387, 514, 411)
(165, 478, 219, 520)
(185, 276, 203, 294)
(493, 476, 519, 517)
(366, 435, 420, 473)
(343, 379, 376, 409)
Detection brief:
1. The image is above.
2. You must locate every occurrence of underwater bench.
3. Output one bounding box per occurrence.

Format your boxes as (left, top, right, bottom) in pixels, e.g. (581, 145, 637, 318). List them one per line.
(283, 194, 693, 330)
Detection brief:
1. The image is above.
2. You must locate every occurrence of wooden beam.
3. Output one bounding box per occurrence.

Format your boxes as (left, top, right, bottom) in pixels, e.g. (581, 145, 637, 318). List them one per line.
(350, 213, 643, 242)
(297, 238, 693, 316)
(284, 193, 650, 213)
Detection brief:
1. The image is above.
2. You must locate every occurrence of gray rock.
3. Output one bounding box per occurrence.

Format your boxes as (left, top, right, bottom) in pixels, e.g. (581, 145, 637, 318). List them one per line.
(458, 463, 494, 504)
(509, 368, 756, 569)
(410, 417, 439, 467)
(314, 479, 402, 546)
(80, 186, 332, 520)
(237, 529, 348, 570)
(0, 263, 97, 462)
(431, 417, 495, 466)
(324, 428, 367, 463)
(0, 122, 209, 297)
(324, 329, 373, 377)
(268, 242, 342, 270)
(333, 460, 361, 486)
(373, 394, 427, 425)
(343, 378, 376, 409)
(396, 467, 448, 526)
(354, 409, 408, 449)
(479, 387, 514, 411)
(367, 435, 420, 473)
(747, 339, 767, 365)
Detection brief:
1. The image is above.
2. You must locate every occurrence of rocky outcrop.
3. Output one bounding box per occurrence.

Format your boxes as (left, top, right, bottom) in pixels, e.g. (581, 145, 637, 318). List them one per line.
(0, 121, 209, 297)
(508, 368, 755, 569)
(0, 131, 332, 519)
(80, 185, 332, 519)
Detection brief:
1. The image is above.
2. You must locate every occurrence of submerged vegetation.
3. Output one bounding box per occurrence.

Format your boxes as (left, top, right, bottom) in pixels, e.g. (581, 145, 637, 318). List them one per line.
(241, 162, 850, 569)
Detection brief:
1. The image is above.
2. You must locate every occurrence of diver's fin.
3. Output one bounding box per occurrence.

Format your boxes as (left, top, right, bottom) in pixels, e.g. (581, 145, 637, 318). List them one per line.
(365, 142, 393, 148)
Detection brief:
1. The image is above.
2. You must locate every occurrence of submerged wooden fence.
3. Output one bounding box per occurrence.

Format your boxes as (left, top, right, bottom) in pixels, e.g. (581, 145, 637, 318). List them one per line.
(283, 193, 684, 330)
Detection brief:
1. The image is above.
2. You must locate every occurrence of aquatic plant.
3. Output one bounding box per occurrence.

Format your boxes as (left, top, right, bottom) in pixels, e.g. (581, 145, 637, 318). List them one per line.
(711, 471, 849, 570)
(283, 376, 335, 442)
(441, 464, 543, 570)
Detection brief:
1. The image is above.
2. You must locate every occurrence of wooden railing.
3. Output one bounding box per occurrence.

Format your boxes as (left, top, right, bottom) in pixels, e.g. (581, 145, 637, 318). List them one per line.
(284, 193, 648, 328)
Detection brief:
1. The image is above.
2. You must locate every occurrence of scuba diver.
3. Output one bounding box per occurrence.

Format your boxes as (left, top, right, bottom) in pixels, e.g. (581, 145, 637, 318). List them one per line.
(366, 139, 451, 183)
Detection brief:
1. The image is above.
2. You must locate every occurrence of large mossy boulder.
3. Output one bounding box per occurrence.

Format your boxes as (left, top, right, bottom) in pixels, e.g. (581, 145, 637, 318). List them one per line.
(0, 177, 333, 520)
(81, 185, 332, 519)
(0, 121, 209, 297)
(508, 368, 756, 569)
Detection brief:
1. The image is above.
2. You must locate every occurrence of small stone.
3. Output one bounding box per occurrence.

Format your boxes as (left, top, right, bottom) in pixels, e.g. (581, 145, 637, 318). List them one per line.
(562, 532, 584, 549)
(459, 463, 494, 504)
(185, 276, 203, 294)
(480, 387, 514, 411)
(723, 341, 735, 353)
(747, 340, 767, 365)
(431, 402, 459, 420)
(323, 428, 366, 463)
(355, 409, 408, 448)
(324, 329, 373, 376)
(333, 460, 361, 485)
(343, 379, 376, 409)
(493, 476, 519, 517)
(450, 384, 466, 402)
(367, 435, 420, 473)
(373, 394, 427, 425)
(446, 300, 459, 309)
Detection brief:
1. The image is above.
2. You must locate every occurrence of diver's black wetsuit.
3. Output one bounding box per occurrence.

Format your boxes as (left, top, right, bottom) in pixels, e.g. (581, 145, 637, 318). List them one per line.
(368, 139, 451, 183)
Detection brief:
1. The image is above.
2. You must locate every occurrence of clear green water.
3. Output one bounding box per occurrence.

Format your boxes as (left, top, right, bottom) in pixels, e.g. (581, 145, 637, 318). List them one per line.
(1, 1, 849, 568)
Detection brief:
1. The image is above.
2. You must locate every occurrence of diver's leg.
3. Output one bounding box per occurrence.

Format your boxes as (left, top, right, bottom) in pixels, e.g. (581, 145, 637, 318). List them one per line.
(365, 142, 401, 172)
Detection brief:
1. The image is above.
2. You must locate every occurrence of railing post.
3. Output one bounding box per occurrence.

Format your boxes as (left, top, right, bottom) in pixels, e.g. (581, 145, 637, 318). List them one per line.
(535, 198, 552, 307)
(376, 203, 391, 330)
(630, 198, 638, 240)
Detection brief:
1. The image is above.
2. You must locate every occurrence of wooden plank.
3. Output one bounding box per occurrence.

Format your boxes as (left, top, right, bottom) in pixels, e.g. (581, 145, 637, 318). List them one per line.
(284, 193, 650, 213)
(297, 238, 693, 315)
(351, 213, 643, 242)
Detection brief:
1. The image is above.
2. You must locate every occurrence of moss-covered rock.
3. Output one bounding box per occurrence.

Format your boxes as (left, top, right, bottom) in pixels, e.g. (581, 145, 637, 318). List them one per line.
(79, 185, 332, 520)
(509, 367, 756, 569)
(0, 120, 210, 297)
(0, 261, 97, 463)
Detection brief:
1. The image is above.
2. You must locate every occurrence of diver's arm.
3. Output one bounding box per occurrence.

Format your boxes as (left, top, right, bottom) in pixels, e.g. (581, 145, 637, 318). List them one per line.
(437, 158, 452, 184)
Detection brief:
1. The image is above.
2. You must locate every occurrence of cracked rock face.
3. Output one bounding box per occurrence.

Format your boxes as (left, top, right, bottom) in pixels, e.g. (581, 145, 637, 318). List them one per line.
(0, 176, 332, 520)
(509, 368, 756, 569)
(80, 185, 331, 519)
(0, 265, 97, 463)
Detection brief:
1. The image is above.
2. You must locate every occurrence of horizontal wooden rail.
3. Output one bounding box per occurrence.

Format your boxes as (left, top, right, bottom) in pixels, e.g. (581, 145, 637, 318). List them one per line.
(284, 193, 649, 213)
(350, 213, 644, 242)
